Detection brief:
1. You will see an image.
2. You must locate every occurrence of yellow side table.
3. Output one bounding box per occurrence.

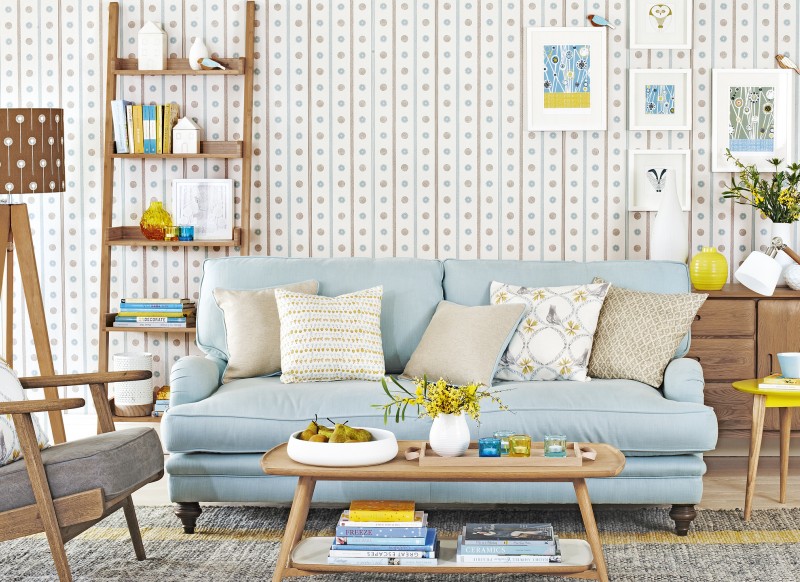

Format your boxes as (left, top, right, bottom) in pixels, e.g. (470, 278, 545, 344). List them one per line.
(732, 379, 797, 520)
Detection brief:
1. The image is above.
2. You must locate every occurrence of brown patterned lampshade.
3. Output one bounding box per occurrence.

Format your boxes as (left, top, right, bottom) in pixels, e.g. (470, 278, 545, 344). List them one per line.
(0, 108, 65, 197)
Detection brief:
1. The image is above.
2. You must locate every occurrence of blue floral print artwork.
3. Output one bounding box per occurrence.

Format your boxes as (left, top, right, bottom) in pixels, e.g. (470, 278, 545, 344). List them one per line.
(543, 44, 590, 109)
(644, 84, 675, 115)
(728, 86, 775, 152)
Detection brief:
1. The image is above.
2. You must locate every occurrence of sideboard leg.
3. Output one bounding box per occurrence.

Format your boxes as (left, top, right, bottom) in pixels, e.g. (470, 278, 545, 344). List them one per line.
(669, 504, 697, 536)
(174, 502, 202, 534)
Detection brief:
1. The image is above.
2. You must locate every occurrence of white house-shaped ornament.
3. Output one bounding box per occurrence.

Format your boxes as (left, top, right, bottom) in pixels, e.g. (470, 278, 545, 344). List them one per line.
(172, 117, 201, 154)
(137, 22, 167, 70)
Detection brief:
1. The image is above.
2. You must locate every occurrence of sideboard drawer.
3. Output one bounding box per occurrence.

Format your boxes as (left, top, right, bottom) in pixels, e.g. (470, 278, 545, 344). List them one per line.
(692, 299, 755, 337)
(703, 382, 754, 430)
(687, 338, 756, 380)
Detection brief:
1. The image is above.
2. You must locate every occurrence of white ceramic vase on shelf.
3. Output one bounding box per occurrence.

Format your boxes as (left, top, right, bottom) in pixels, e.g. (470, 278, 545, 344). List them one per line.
(188, 37, 209, 71)
(771, 222, 796, 287)
(650, 169, 688, 262)
(428, 412, 470, 457)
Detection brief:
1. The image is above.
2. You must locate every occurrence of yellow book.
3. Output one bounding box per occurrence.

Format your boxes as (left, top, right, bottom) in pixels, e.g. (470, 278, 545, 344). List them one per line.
(163, 102, 180, 154)
(761, 374, 800, 385)
(117, 311, 194, 318)
(156, 105, 163, 154)
(348, 500, 416, 522)
(132, 105, 144, 154)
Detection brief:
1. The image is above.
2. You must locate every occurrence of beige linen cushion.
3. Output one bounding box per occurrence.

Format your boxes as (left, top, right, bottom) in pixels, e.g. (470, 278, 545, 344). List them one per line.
(401, 301, 526, 387)
(587, 278, 707, 387)
(213, 280, 319, 383)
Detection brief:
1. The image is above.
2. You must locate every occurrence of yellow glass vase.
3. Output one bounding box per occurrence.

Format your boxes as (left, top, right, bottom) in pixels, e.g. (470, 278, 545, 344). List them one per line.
(689, 247, 728, 290)
(140, 200, 173, 241)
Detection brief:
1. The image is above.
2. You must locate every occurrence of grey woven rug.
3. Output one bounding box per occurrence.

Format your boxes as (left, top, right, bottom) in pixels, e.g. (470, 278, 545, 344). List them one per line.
(2, 506, 800, 581)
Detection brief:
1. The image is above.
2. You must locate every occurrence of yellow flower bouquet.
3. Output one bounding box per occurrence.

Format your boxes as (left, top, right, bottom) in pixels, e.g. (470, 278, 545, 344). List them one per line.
(375, 375, 510, 425)
(721, 149, 800, 223)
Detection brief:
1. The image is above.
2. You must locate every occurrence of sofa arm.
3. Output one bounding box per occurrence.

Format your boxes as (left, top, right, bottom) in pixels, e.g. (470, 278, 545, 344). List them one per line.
(170, 355, 225, 406)
(662, 358, 705, 404)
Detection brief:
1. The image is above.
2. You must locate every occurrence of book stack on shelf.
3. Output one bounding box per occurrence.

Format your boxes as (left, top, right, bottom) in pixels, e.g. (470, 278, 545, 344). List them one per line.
(110, 99, 180, 154)
(113, 298, 196, 329)
(328, 500, 438, 567)
(152, 385, 170, 418)
(456, 523, 562, 565)
(759, 374, 800, 390)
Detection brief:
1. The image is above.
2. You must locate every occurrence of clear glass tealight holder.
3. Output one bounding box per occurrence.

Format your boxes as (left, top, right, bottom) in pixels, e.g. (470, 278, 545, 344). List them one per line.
(493, 430, 515, 456)
(478, 437, 501, 457)
(544, 434, 567, 458)
(508, 434, 532, 457)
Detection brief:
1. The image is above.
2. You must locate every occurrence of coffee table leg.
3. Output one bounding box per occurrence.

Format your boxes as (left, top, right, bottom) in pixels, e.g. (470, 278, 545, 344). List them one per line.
(780, 407, 792, 504)
(745, 394, 766, 521)
(272, 476, 316, 582)
(573, 478, 608, 582)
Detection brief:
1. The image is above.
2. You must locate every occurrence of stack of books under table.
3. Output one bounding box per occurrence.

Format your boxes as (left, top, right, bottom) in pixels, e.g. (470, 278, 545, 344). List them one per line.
(328, 501, 438, 566)
(113, 298, 196, 329)
(456, 523, 562, 564)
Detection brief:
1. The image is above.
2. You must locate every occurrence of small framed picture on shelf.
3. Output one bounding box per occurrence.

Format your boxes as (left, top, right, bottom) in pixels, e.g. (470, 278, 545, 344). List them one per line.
(171, 178, 234, 240)
(711, 69, 795, 172)
(628, 149, 691, 211)
(628, 69, 692, 131)
(526, 27, 606, 131)
(629, 0, 693, 49)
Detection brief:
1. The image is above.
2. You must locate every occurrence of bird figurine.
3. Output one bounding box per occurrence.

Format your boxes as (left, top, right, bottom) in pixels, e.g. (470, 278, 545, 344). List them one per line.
(776, 54, 800, 75)
(198, 57, 227, 71)
(587, 14, 616, 29)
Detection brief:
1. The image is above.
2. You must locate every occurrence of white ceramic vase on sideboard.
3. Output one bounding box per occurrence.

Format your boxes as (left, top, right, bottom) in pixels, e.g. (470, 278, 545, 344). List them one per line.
(428, 412, 470, 457)
(771, 221, 795, 287)
(650, 169, 688, 262)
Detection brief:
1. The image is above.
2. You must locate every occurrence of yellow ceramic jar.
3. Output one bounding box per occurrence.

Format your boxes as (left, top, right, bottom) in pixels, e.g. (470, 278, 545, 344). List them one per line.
(689, 247, 728, 290)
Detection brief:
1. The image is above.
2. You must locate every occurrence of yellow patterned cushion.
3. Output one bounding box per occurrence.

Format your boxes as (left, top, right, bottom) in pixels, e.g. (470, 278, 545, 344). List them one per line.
(274, 286, 385, 383)
(0, 359, 50, 467)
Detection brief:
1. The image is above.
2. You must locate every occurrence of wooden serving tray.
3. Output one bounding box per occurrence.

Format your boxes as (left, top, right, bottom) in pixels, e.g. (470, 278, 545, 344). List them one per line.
(414, 442, 586, 467)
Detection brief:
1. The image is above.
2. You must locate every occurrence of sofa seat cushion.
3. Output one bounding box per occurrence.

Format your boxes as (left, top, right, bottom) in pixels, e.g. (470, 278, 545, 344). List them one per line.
(0, 427, 164, 513)
(162, 377, 717, 456)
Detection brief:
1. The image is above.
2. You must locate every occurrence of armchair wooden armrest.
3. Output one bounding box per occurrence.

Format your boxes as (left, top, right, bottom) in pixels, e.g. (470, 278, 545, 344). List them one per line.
(0, 398, 85, 416)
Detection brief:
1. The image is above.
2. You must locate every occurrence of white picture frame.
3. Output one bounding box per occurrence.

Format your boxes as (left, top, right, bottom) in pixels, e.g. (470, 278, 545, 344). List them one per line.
(171, 178, 234, 240)
(630, 0, 693, 49)
(526, 27, 606, 131)
(628, 69, 692, 131)
(628, 149, 691, 211)
(711, 69, 795, 172)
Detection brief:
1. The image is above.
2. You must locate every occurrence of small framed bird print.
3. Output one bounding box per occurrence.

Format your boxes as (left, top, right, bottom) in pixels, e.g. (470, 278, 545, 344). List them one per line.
(628, 149, 691, 212)
(630, 0, 693, 49)
(628, 69, 692, 131)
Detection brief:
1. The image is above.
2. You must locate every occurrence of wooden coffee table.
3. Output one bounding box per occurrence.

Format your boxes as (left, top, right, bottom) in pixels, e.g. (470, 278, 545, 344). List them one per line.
(262, 441, 625, 582)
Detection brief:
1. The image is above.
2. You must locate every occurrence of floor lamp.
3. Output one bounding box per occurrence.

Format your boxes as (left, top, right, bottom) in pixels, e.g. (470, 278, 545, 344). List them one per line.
(0, 108, 66, 443)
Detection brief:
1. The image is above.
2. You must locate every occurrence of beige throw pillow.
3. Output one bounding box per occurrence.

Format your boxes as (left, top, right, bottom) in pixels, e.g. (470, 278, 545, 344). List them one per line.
(588, 278, 707, 387)
(401, 301, 526, 387)
(213, 280, 319, 383)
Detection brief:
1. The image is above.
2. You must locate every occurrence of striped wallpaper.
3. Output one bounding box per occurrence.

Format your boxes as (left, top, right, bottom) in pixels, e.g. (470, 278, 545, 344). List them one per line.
(1, 0, 799, 403)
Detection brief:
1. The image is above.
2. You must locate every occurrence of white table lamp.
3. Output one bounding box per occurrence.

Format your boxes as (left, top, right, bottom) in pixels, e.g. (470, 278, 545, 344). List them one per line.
(735, 237, 800, 296)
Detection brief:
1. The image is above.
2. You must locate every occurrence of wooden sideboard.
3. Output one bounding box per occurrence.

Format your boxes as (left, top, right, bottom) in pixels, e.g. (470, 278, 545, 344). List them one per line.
(689, 284, 800, 438)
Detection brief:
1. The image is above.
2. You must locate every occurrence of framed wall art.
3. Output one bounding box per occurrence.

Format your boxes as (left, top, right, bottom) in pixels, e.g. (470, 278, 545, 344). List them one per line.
(628, 69, 692, 130)
(630, 0, 693, 49)
(711, 69, 794, 172)
(526, 27, 606, 131)
(628, 149, 691, 211)
(171, 178, 235, 240)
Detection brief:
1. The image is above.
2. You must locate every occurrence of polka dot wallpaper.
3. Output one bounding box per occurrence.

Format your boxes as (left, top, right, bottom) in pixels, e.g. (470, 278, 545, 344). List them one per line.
(1, 1, 799, 407)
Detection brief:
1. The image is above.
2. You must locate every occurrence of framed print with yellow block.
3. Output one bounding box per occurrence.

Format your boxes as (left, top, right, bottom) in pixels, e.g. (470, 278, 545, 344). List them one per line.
(526, 27, 606, 131)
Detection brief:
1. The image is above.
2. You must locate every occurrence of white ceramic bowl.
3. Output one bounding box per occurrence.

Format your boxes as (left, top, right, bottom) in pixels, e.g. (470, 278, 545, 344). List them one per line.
(286, 427, 399, 467)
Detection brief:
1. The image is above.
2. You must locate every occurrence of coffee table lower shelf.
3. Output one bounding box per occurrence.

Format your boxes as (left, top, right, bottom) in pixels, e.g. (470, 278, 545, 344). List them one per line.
(291, 537, 595, 576)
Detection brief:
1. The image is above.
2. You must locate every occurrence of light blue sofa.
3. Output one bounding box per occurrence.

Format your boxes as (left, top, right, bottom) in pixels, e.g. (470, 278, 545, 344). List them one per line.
(162, 257, 718, 535)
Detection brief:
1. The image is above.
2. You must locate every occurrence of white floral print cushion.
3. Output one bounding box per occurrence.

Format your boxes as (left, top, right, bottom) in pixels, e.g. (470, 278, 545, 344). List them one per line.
(0, 359, 50, 466)
(491, 281, 611, 382)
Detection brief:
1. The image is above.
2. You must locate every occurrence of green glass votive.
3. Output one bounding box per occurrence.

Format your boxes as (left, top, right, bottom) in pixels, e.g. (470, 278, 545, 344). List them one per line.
(508, 434, 531, 457)
(478, 437, 501, 457)
(544, 435, 567, 458)
(493, 430, 515, 456)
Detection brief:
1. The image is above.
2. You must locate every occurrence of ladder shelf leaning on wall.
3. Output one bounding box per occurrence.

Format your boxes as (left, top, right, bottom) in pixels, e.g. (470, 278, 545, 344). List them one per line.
(98, 1, 255, 422)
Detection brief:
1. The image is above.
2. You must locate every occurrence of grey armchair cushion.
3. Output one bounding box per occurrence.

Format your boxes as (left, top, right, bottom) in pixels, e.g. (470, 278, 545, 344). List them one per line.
(0, 427, 163, 512)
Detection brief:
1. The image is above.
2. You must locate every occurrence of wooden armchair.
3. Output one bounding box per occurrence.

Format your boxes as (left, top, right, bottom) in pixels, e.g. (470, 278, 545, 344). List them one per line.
(0, 371, 164, 582)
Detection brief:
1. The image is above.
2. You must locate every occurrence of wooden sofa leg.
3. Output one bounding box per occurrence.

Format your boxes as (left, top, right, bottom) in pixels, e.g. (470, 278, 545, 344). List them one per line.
(174, 502, 202, 534)
(122, 497, 147, 560)
(669, 504, 697, 536)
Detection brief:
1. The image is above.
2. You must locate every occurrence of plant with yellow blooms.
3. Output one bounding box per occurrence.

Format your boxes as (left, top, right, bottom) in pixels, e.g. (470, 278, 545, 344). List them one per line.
(375, 375, 510, 425)
(721, 149, 800, 223)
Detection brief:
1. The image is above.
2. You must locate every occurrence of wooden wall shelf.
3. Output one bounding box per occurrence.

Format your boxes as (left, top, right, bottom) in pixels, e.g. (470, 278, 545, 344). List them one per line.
(109, 398, 162, 423)
(105, 226, 241, 247)
(113, 57, 245, 75)
(110, 140, 243, 159)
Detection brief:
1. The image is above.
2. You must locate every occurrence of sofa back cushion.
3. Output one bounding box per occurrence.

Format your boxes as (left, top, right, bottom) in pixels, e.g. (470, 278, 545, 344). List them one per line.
(197, 257, 443, 374)
(442, 260, 693, 358)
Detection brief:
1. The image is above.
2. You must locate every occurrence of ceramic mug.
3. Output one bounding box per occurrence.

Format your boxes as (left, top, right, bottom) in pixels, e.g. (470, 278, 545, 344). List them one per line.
(777, 353, 800, 379)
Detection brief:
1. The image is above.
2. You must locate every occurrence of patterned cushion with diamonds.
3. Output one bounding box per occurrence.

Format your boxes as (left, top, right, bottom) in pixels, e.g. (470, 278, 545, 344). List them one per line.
(491, 281, 611, 382)
(587, 278, 707, 388)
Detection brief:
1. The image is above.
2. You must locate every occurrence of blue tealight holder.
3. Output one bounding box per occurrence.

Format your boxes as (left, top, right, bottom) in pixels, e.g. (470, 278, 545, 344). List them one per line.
(493, 430, 515, 456)
(478, 437, 501, 457)
(544, 434, 567, 458)
(178, 225, 194, 242)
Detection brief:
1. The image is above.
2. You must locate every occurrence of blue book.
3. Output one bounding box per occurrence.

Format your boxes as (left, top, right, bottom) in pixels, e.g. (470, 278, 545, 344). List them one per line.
(457, 541, 556, 556)
(335, 525, 429, 538)
(332, 529, 436, 551)
(145, 106, 155, 153)
(115, 317, 188, 323)
(119, 303, 193, 310)
(111, 99, 131, 153)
